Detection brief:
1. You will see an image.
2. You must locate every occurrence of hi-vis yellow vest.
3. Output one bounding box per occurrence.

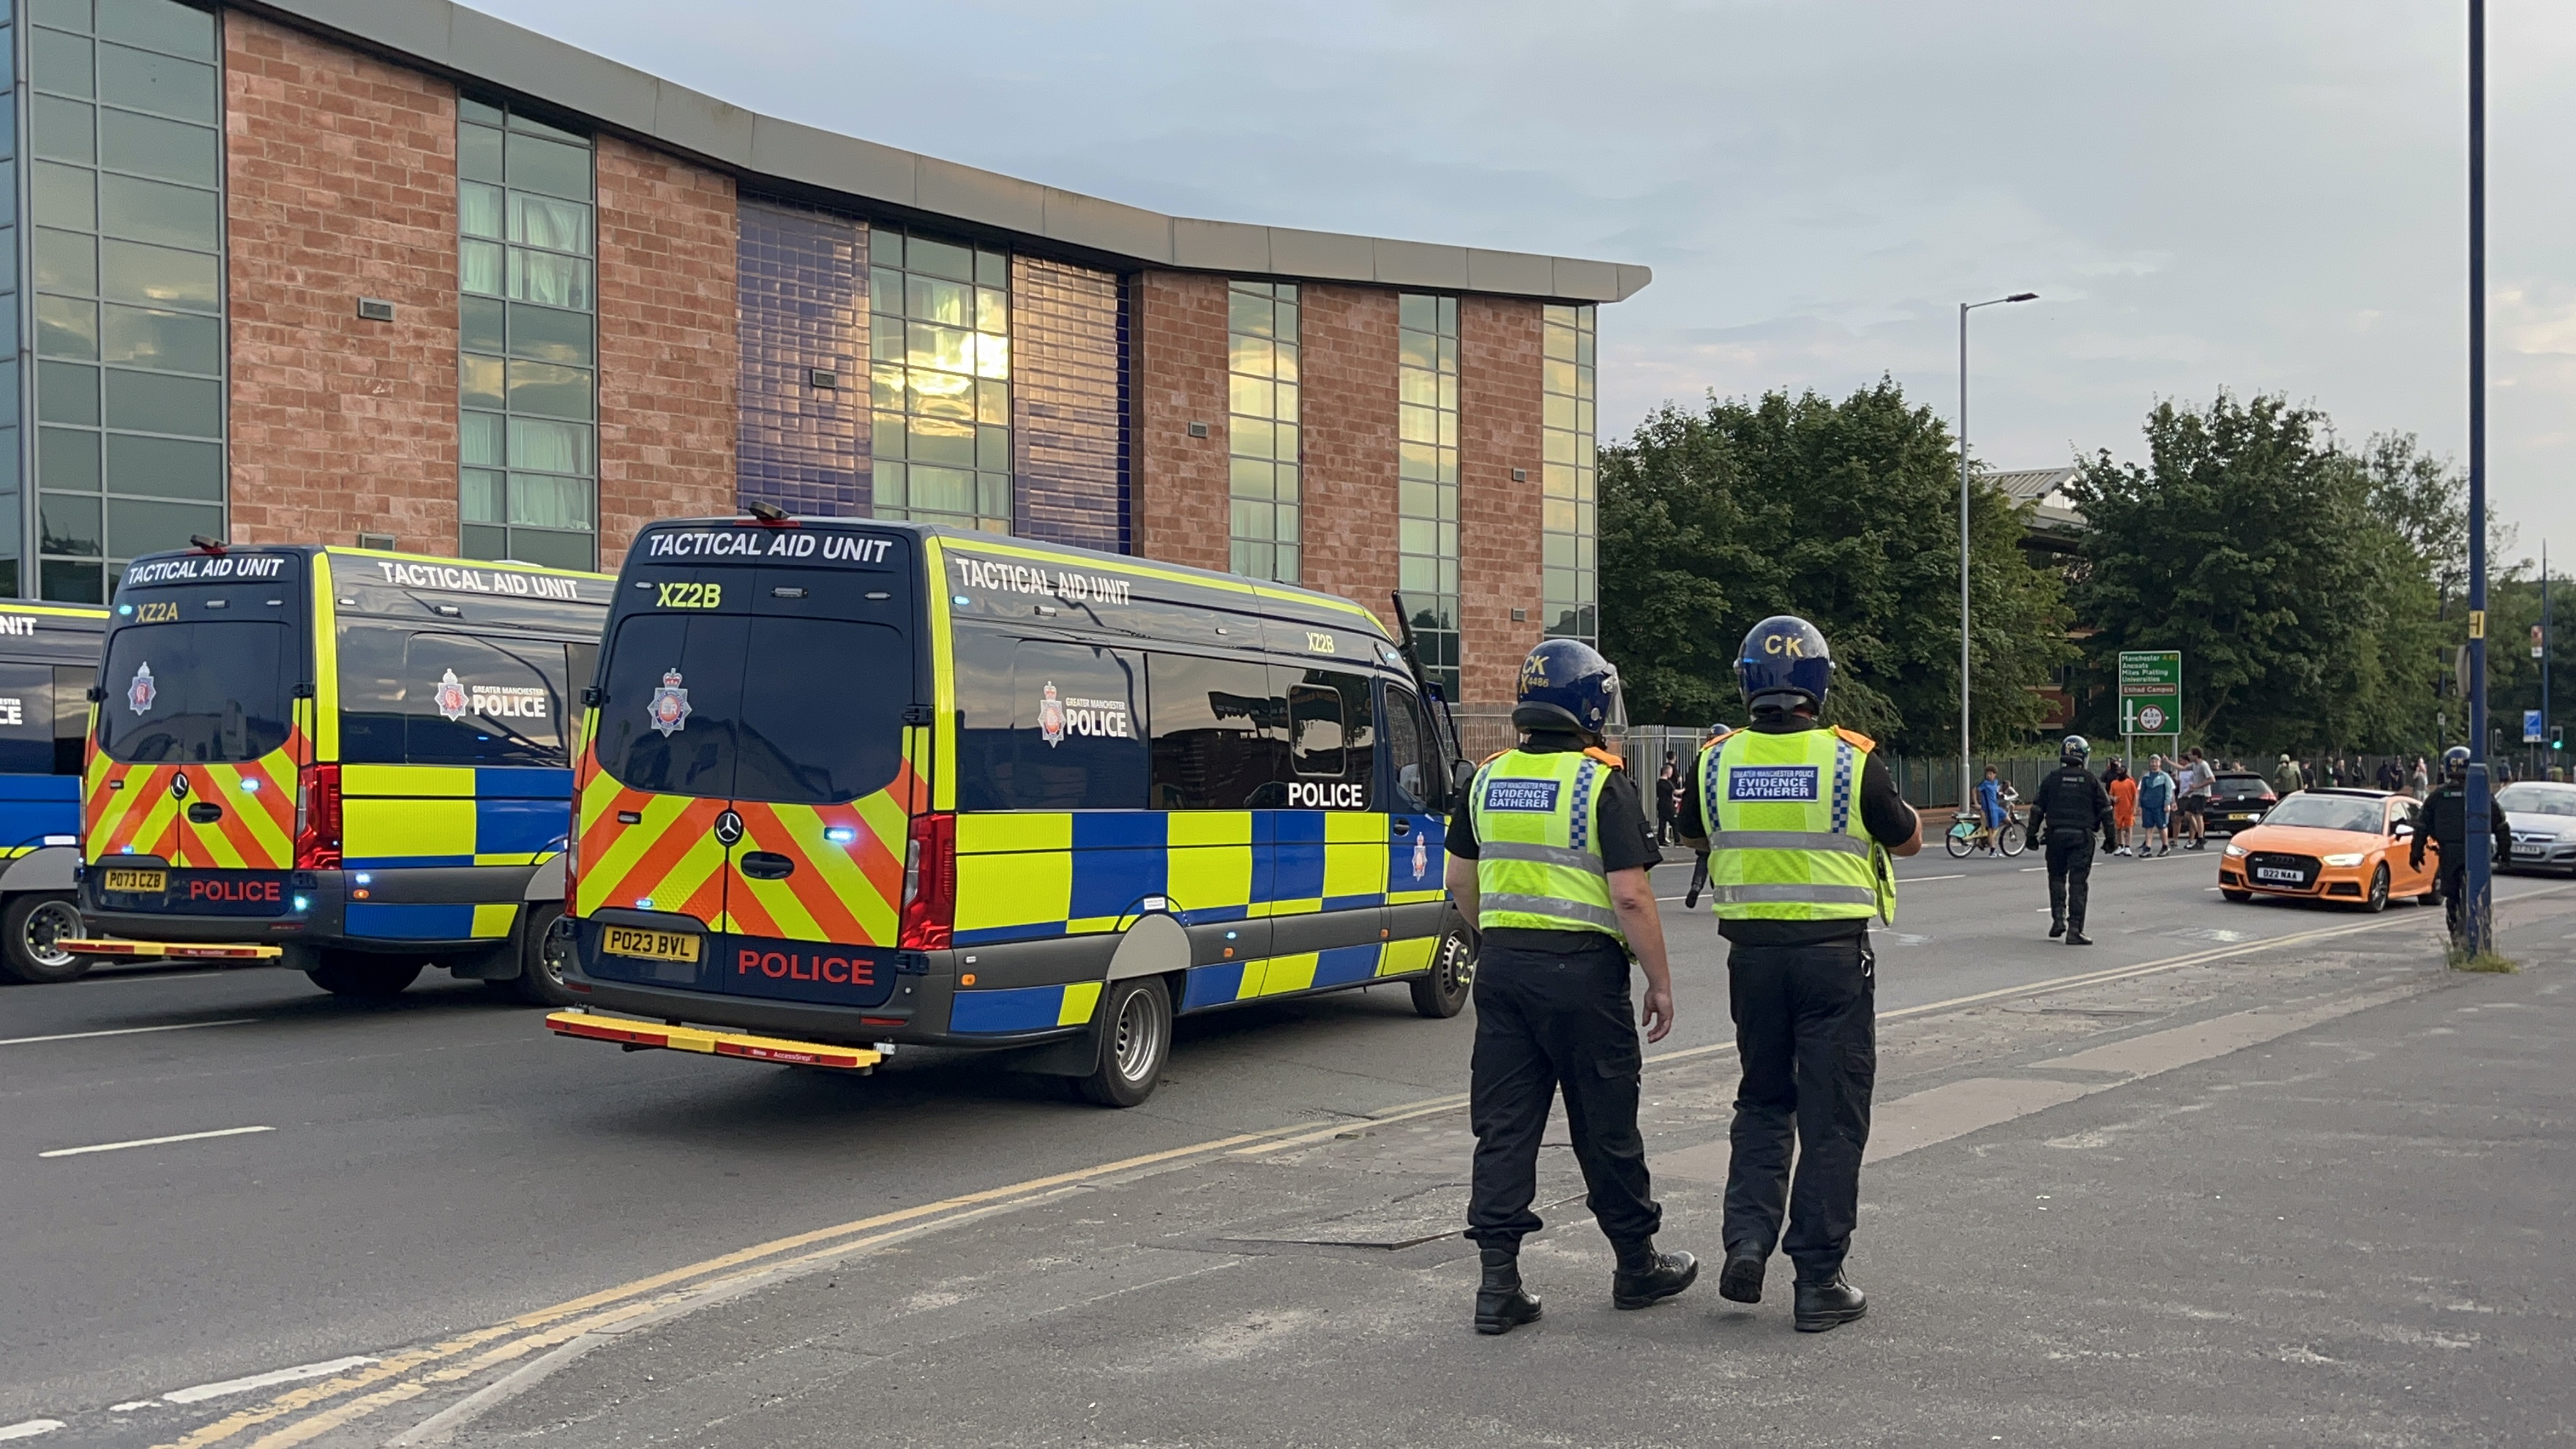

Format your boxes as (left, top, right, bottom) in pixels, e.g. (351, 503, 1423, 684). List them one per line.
(1467, 747, 1625, 942)
(1699, 726, 1895, 924)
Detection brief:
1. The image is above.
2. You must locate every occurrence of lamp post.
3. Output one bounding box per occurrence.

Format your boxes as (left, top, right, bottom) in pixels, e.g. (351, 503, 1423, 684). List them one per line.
(1958, 292, 2038, 818)
(2465, 0, 2493, 954)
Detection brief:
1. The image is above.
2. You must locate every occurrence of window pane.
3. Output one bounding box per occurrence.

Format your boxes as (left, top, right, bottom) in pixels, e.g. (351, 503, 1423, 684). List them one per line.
(457, 122, 503, 184)
(460, 294, 505, 353)
(907, 464, 973, 514)
(37, 295, 99, 358)
(1228, 288, 1272, 339)
(105, 433, 219, 498)
(100, 236, 217, 311)
(107, 495, 220, 555)
(32, 30, 94, 99)
(976, 286, 1007, 334)
(458, 180, 503, 239)
(506, 302, 591, 365)
(500, 528, 593, 572)
(460, 239, 503, 296)
(907, 274, 967, 326)
(1229, 374, 1272, 418)
(505, 416, 594, 473)
(504, 359, 593, 420)
(103, 367, 216, 436)
(40, 362, 100, 424)
(98, 0, 219, 61)
(40, 559, 105, 603)
(507, 249, 589, 309)
(459, 411, 503, 468)
(1399, 293, 1437, 334)
(906, 416, 973, 468)
(102, 303, 220, 372)
(508, 473, 592, 529)
(460, 468, 503, 523)
(458, 523, 507, 561)
(1147, 653, 1285, 811)
(973, 332, 1007, 379)
(33, 96, 95, 162)
(97, 107, 214, 184)
(97, 44, 216, 124)
(507, 192, 591, 254)
(34, 226, 97, 293)
(976, 424, 1008, 471)
(43, 430, 104, 493)
(976, 379, 1008, 425)
(99, 171, 217, 250)
(459, 356, 503, 410)
(34, 161, 97, 230)
(907, 237, 970, 281)
(1232, 416, 1274, 461)
(503, 131, 591, 199)
(41, 490, 102, 553)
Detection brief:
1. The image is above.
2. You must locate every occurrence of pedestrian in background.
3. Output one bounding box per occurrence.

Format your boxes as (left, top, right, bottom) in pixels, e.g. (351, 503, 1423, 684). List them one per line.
(1680, 615, 1917, 1333)
(2030, 735, 2114, 943)
(2411, 756, 2431, 799)
(1448, 640, 1695, 1336)
(1656, 754, 1681, 847)
(1976, 765, 2007, 855)
(2108, 762, 2138, 855)
(2179, 749, 2214, 850)
(2273, 752, 2303, 798)
(2137, 753, 2174, 855)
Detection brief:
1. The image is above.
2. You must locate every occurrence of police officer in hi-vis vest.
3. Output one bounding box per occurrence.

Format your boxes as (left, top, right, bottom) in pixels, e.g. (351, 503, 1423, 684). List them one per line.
(1677, 616, 1920, 1333)
(1445, 639, 1698, 1336)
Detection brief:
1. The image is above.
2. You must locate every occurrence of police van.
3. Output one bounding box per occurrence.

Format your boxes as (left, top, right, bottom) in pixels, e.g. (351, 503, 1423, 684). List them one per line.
(550, 515, 1472, 1105)
(0, 603, 109, 982)
(80, 544, 610, 1000)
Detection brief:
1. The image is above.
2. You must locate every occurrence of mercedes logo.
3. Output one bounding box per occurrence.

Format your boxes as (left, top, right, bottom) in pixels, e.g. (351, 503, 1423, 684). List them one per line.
(713, 809, 744, 847)
(170, 774, 190, 799)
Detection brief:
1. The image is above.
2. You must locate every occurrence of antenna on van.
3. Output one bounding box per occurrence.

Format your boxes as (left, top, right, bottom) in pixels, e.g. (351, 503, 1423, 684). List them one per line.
(744, 501, 791, 524)
(189, 534, 228, 555)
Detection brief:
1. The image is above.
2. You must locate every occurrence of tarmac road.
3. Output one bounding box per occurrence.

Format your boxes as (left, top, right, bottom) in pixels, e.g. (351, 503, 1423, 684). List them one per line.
(0, 839, 2494, 1439)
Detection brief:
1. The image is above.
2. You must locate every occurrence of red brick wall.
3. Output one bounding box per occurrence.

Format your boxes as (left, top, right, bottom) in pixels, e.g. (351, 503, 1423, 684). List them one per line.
(224, 13, 459, 552)
(1130, 271, 1230, 572)
(1297, 285, 1400, 634)
(594, 135, 738, 570)
(1458, 296, 1546, 705)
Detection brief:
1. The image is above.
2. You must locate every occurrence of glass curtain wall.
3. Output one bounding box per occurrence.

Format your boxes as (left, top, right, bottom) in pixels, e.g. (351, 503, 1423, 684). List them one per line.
(1540, 304, 1596, 643)
(869, 229, 1009, 533)
(1, 0, 19, 595)
(1397, 293, 1459, 696)
(1226, 280, 1298, 582)
(26, 0, 225, 603)
(457, 97, 596, 569)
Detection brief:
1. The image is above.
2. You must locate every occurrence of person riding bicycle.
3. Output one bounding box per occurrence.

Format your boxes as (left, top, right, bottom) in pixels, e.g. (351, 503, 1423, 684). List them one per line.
(1975, 765, 2007, 857)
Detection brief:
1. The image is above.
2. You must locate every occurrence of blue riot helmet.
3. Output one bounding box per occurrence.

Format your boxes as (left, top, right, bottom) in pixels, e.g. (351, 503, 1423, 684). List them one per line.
(1737, 615, 1833, 714)
(1513, 639, 1625, 739)
(2444, 745, 2471, 781)
(2062, 734, 2092, 765)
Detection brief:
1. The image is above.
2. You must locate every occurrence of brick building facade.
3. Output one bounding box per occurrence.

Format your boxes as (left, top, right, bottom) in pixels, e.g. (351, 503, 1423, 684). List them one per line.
(0, 0, 1646, 702)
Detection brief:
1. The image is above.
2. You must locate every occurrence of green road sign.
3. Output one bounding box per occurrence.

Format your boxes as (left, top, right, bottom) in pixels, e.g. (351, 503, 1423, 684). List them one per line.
(2118, 650, 2183, 736)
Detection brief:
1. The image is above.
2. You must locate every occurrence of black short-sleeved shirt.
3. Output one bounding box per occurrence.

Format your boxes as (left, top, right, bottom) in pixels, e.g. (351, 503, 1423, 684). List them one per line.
(1447, 730, 1658, 954)
(1677, 713, 1919, 946)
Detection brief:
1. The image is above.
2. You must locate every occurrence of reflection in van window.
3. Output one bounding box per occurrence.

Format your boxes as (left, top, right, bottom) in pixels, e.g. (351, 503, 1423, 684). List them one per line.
(1285, 669, 1374, 785)
(98, 621, 296, 764)
(954, 632, 1147, 812)
(1148, 654, 1285, 810)
(593, 613, 910, 805)
(338, 626, 571, 767)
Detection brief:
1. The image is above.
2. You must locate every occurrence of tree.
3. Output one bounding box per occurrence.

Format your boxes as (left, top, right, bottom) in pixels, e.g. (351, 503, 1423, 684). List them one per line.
(2065, 393, 2451, 755)
(1599, 378, 2071, 748)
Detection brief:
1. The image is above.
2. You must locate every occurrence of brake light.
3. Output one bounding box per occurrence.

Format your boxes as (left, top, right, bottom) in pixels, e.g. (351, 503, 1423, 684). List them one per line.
(899, 812, 956, 951)
(294, 763, 342, 869)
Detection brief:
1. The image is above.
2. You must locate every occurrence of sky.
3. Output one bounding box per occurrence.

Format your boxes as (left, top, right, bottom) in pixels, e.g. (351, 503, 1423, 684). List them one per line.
(488, 0, 2576, 564)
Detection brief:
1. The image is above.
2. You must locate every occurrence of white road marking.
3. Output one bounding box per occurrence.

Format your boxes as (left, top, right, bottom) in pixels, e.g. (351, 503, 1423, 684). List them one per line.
(39, 1125, 274, 1158)
(0, 1018, 258, 1047)
(109, 1401, 155, 1413)
(0, 1422, 65, 1442)
(1901, 873, 1966, 883)
(162, 1356, 380, 1405)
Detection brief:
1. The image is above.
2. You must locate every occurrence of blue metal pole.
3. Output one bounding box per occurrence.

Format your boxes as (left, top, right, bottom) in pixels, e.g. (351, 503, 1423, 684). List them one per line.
(2465, 0, 2493, 954)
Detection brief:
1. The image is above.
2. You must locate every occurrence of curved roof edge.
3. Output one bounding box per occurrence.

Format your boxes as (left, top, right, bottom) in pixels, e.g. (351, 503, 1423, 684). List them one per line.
(240, 0, 1654, 304)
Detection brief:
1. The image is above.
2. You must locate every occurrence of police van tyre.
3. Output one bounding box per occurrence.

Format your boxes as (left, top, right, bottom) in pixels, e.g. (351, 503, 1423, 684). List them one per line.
(487, 902, 574, 1006)
(1409, 928, 1473, 1019)
(309, 949, 424, 1000)
(1076, 976, 1172, 1108)
(1, 894, 94, 984)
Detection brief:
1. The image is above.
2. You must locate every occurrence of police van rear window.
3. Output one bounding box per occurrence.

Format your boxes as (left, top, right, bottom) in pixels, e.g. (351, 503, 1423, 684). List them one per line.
(592, 613, 908, 805)
(99, 619, 296, 764)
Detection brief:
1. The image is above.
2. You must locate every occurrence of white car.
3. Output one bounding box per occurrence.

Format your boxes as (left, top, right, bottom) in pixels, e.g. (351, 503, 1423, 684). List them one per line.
(2498, 782, 2576, 875)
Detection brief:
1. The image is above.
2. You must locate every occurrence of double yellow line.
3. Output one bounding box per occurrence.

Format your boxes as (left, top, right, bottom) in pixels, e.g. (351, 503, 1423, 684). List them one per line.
(167, 885, 2559, 1448)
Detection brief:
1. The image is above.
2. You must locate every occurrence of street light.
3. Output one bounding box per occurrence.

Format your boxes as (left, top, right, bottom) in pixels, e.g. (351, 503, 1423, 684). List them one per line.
(1958, 291, 2038, 820)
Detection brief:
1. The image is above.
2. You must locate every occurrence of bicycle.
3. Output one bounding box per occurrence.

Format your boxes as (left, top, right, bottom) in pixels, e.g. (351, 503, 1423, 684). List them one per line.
(1944, 811, 2027, 858)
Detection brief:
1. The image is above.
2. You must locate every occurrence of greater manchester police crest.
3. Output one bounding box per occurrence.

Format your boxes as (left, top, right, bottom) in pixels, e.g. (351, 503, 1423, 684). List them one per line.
(648, 668, 692, 736)
(433, 667, 469, 722)
(127, 662, 156, 716)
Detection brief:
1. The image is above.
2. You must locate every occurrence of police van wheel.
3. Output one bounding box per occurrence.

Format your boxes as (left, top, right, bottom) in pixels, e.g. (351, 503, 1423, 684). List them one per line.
(1075, 977, 1170, 1108)
(1, 894, 94, 984)
(489, 904, 574, 1006)
(310, 951, 423, 1000)
(1409, 930, 1473, 1019)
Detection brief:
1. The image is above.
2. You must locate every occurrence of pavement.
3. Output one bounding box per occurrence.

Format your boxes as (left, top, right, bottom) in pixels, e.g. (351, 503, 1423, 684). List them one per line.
(3, 847, 2569, 1447)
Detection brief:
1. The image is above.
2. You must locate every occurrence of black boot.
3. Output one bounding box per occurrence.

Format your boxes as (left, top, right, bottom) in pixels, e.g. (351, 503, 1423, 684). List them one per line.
(1611, 1239, 1699, 1309)
(1718, 1244, 1767, 1304)
(1475, 1248, 1542, 1335)
(1793, 1273, 1868, 1333)
(2048, 916, 2065, 939)
(2065, 927, 2093, 946)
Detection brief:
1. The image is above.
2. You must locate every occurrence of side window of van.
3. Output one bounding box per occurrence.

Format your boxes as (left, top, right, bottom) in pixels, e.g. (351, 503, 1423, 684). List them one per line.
(954, 632, 1148, 812)
(53, 665, 94, 775)
(1282, 669, 1374, 785)
(338, 626, 570, 768)
(1148, 654, 1287, 809)
(0, 663, 54, 775)
(1385, 684, 1446, 816)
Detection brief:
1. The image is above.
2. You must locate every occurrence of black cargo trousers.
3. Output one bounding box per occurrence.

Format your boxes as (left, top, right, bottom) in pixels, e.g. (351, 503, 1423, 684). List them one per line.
(2045, 830, 2094, 933)
(1466, 935, 1660, 1252)
(1722, 934, 1875, 1282)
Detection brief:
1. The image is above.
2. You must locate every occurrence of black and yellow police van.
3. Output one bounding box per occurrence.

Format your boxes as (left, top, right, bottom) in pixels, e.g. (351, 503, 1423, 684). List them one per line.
(78, 543, 610, 1000)
(547, 514, 1472, 1104)
(0, 602, 109, 982)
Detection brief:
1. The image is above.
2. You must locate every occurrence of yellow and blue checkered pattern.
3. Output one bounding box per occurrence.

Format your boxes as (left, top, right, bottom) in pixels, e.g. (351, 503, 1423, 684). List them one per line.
(947, 937, 1440, 1033)
(340, 764, 569, 940)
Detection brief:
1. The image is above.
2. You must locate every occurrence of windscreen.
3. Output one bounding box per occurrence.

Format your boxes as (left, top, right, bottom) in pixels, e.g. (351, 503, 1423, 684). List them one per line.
(2212, 775, 2270, 796)
(99, 619, 297, 763)
(2258, 794, 2384, 834)
(592, 613, 908, 804)
(2497, 784, 2576, 818)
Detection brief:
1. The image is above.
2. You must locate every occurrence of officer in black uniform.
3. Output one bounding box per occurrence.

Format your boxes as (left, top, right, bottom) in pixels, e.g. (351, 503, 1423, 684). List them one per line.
(2409, 746, 2511, 944)
(1444, 640, 1697, 1336)
(2028, 735, 2113, 945)
(1674, 618, 1922, 1332)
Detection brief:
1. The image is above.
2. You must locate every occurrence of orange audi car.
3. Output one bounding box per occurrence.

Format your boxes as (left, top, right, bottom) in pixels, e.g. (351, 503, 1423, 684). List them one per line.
(2218, 788, 2438, 911)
